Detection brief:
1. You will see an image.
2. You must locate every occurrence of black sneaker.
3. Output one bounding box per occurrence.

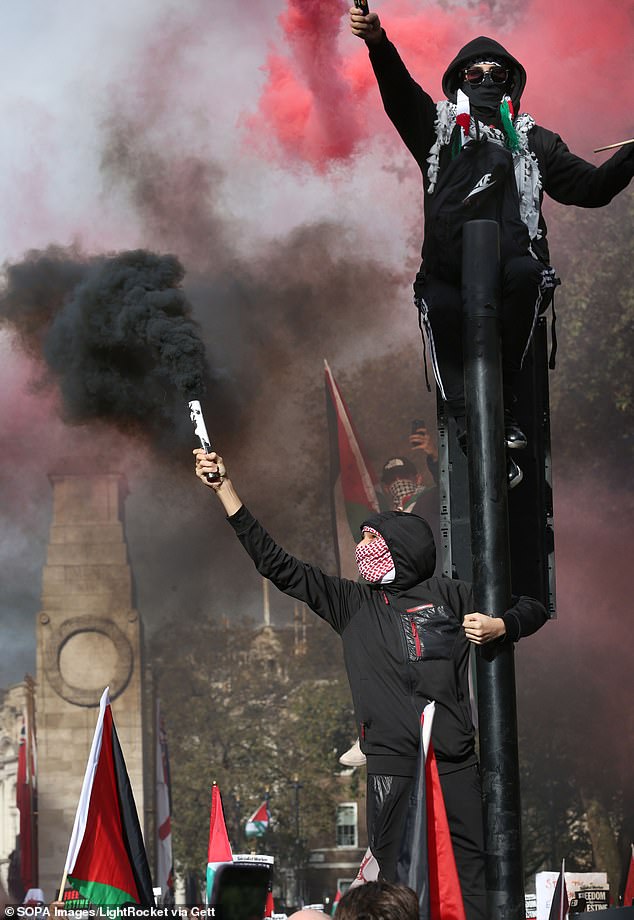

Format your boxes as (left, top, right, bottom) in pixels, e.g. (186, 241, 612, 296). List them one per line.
(507, 455, 523, 489)
(504, 409, 527, 450)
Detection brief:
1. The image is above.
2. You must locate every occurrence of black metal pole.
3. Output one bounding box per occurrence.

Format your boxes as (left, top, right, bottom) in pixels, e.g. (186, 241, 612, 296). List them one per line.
(462, 220, 524, 920)
(293, 775, 303, 907)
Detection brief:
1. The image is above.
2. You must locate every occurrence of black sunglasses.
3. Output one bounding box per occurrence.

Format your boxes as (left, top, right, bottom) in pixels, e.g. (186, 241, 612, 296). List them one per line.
(463, 65, 509, 86)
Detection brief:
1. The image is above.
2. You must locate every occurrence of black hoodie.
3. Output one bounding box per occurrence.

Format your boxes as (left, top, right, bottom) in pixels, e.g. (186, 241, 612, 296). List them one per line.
(228, 506, 547, 776)
(367, 30, 634, 269)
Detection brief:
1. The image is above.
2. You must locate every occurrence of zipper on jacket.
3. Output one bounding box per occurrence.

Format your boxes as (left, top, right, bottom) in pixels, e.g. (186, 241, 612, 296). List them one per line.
(410, 617, 422, 658)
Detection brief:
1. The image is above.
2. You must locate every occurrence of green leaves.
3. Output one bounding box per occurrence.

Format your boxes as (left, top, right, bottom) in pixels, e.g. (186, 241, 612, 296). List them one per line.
(150, 615, 355, 882)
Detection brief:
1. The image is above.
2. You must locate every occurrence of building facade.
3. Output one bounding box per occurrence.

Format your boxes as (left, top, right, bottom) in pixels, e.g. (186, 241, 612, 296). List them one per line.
(0, 683, 28, 898)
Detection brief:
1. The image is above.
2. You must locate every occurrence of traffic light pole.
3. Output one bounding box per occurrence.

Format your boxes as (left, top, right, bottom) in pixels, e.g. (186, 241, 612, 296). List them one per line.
(462, 220, 524, 920)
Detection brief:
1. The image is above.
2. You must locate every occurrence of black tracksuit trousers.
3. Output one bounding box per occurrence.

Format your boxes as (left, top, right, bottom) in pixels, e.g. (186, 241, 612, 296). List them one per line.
(418, 255, 546, 421)
(367, 764, 487, 920)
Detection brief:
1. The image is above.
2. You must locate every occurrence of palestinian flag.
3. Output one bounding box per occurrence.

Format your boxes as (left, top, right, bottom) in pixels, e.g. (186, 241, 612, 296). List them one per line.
(63, 688, 154, 907)
(206, 783, 233, 905)
(348, 847, 380, 890)
(245, 800, 270, 838)
(547, 860, 569, 920)
(396, 702, 466, 920)
(324, 359, 380, 580)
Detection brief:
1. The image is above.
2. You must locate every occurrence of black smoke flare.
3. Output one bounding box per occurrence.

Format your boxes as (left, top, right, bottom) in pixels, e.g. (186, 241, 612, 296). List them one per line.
(1, 247, 209, 444)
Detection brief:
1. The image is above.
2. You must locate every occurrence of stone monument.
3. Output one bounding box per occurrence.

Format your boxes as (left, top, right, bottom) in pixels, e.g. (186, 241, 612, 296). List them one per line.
(36, 473, 150, 899)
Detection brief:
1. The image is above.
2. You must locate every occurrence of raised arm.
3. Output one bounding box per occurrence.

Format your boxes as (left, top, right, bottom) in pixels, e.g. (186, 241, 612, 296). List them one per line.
(194, 449, 363, 632)
(349, 6, 437, 169)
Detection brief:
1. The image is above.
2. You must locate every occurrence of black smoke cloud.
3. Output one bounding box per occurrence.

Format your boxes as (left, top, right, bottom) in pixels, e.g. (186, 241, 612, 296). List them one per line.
(96, 116, 413, 536)
(0, 119, 417, 690)
(1, 247, 214, 450)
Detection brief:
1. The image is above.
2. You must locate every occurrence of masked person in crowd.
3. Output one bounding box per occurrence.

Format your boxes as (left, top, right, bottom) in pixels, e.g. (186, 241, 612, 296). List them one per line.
(194, 449, 547, 920)
(349, 8, 634, 488)
(340, 426, 441, 769)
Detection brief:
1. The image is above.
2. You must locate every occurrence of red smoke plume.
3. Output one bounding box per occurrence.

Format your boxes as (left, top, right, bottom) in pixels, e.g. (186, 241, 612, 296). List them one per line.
(244, 0, 366, 171)
(246, 0, 634, 171)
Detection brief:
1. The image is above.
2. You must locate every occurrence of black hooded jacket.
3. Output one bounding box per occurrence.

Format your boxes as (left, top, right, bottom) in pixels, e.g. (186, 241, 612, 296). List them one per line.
(367, 32, 634, 270)
(228, 505, 547, 776)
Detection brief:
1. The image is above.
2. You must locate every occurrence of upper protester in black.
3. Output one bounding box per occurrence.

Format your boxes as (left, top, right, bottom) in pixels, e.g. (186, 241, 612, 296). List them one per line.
(367, 32, 634, 272)
(228, 506, 547, 777)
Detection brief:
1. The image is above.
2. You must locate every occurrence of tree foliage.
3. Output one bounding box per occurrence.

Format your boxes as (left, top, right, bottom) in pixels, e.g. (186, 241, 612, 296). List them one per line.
(547, 191, 634, 479)
(150, 614, 355, 889)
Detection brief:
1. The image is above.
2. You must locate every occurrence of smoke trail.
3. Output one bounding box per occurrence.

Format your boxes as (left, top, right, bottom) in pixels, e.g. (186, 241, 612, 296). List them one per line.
(244, 0, 367, 171)
(101, 119, 234, 272)
(1, 247, 210, 445)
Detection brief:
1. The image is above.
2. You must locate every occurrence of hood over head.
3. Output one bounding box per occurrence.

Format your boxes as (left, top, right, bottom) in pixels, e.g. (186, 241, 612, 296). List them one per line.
(360, 510, 436, 589)
(442, 36, 526, 112)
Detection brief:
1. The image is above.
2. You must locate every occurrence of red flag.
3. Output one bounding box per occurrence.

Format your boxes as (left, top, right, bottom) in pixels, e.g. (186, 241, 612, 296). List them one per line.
(63, 688, 154, 906)
(426, 741, 465, 919)
(16, 718, 34, 894)
(206, 783, 233, 904)
(264, 889, 275, 918)
(17, 692, 38, 897)
(324, 359, 380, 579)
(397, 702, 466, 920)
(547, 860, 569, 920)
(623, 844, 634, 908)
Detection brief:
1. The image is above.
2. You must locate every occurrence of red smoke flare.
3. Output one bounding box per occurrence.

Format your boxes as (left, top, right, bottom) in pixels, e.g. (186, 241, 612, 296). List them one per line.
(244, 0, 367, 171)
(246, 0, 634, 171)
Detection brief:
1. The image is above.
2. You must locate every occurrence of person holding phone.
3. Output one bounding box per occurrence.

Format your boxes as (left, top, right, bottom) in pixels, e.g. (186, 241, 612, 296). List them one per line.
(194, 449, 548, 920)
(349, 6, 634, 488)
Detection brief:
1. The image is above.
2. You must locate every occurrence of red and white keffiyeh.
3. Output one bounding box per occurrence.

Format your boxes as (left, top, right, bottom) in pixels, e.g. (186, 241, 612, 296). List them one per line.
(355, 527, 396, 584)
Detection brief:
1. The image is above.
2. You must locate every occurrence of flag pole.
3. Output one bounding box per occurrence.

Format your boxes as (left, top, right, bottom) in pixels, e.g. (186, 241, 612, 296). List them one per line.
(57, 869, 68, 902)
(593, 137, 634, 152)
(25, 673, 38, 888)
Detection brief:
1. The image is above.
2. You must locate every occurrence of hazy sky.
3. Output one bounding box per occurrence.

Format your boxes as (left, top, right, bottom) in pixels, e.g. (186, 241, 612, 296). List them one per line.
(1, 0, 633, 688)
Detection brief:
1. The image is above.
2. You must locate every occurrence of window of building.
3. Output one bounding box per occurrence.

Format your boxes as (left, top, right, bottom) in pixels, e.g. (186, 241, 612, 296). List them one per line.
(336, 802, 358, 848)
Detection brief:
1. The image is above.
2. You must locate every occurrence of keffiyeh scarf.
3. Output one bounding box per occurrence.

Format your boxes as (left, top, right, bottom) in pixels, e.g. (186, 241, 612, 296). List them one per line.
(355, 527, 396, 584)
(426, 92, 543, 242)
